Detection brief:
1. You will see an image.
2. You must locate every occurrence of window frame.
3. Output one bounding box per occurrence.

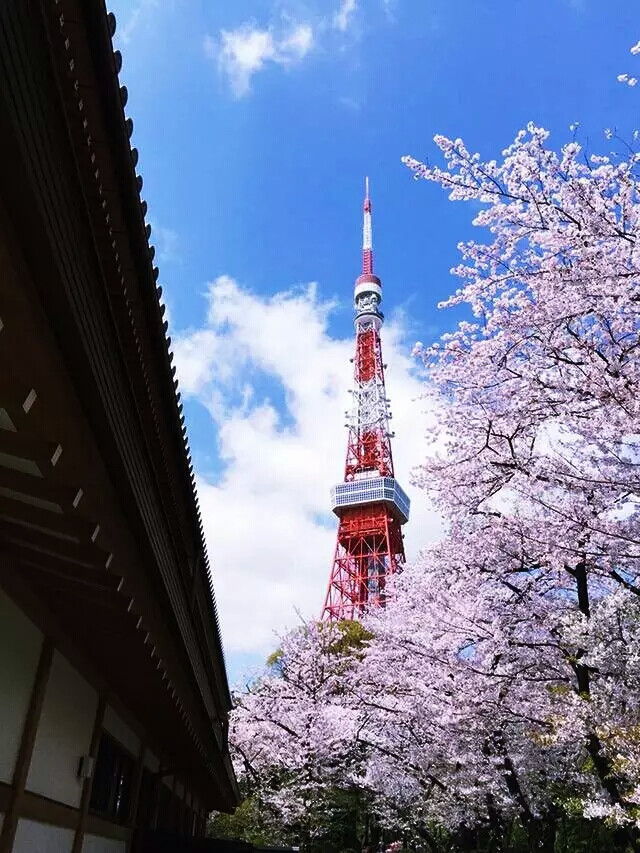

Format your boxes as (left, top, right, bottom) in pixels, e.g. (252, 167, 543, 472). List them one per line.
(88, 729, 136, 824)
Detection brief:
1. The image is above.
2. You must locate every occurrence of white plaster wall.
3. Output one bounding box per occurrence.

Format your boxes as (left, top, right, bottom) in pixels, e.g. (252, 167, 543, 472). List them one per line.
(103, 705, 140, 757)
(13, 818, 73, 853)
(82, 834, 126, 853)
(26, 651, 97, 808)
(0, 589, 43, 783)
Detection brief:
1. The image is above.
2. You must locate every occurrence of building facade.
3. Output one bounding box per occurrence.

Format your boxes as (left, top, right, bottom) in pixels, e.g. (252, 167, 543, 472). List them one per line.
(0, 2, 238, 851)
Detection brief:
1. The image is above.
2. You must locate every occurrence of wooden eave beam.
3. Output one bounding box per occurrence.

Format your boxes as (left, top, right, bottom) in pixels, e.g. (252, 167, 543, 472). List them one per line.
(0, 493, 99, 543)
(0, 430, 62, 473)
(0, 1, 236, 807)
(3, 545, 118, 593)
(0, 517, 112, 570)
(71, 1, 233, 716)
(0, 463, 83, 512)
(61, 2, 234, 734)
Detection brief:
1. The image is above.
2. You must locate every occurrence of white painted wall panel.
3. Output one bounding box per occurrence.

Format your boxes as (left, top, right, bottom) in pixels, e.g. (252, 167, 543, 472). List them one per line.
(103, 705, 140, 756)
(82, 834, 127, 853)
(13, 818, 73, 853)
(0, 589, 43, 783)
(26, 651, 98, 808)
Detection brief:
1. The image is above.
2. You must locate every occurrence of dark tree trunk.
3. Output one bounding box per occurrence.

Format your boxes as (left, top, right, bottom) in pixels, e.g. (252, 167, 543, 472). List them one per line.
(570, 556, 625, 806)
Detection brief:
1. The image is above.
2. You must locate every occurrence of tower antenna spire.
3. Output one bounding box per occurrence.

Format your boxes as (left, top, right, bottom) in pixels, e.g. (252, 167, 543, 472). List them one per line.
(362, 176, 373, 275)
(322, 178, 410, 621)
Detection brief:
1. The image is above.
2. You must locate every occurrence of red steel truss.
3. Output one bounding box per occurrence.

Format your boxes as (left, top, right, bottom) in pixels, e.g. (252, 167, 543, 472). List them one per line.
(323, 504, 405, 621)
(344, 327, 393, 479)
(322, 180, 409, 621)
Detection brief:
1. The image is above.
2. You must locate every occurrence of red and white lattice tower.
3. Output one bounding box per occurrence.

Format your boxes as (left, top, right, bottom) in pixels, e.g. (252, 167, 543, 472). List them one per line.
(322, 179, 410, 621)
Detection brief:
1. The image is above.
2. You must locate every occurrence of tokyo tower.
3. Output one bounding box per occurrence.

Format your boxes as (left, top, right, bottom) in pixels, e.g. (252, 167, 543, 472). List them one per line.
(322, 179, 410, 621)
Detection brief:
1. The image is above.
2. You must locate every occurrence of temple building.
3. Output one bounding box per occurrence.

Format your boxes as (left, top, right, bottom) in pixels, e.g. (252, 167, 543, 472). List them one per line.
(0, 2, 238, 851)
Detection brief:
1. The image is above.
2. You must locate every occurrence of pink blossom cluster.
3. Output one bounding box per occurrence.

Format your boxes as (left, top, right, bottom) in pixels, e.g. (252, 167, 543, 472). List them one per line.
(618, 38, 640, 86)
(229, 125, 640, 846)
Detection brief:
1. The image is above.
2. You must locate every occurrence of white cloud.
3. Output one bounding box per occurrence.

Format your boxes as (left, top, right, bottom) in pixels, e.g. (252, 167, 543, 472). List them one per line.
(279, 23, 314, 59)
(339, 95, 362, 111)
(207, 22, 314, 97)
(381, 0, 398, 22)
(174, 276, 443, 660)
(117, 0, 160, 46)
(206, 0, 402, 98)
(150, 223, 179, 264)
(333, 0, 358, 32)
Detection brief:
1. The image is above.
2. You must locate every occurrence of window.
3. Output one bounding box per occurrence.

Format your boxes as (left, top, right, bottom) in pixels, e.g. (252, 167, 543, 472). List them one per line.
(331, 476, 410, 523)
(89, 732, 135, 823)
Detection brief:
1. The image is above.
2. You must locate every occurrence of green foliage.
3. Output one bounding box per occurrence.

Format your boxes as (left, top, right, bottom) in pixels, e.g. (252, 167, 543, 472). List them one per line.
(263, 620, 372, 681)
(209, 782, 380, 852)
(213, 795, 640, 853)
(327, 619, 374, 658)
(265, 647, 284, 675)
(294, 785, 367, 853)
(552, 815, 640, 852)
(207, 794, 292, 848)
(266, 648, 283, 667)
(398, 814, 640, 853)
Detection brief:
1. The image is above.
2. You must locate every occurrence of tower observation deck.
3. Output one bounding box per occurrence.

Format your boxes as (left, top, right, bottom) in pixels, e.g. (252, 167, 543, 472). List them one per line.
(322, 179, 410, 621)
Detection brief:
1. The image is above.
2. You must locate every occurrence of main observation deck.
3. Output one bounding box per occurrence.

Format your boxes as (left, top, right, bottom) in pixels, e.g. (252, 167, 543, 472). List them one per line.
(331, 475, 410, 525)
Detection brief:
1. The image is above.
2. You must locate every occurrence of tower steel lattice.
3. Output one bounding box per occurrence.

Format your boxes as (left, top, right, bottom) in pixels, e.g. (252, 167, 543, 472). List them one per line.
(322, 179, 410, 621)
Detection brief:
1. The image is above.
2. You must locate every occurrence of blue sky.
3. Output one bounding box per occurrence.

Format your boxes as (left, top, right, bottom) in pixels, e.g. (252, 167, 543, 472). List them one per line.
(108, 0, 638, 682)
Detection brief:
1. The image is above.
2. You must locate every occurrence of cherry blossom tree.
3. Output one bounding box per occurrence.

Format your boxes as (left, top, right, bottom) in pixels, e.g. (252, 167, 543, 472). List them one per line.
(399, 124, 640, 833)
(226, 124, 640, 852)
(228, 620, 377, 851)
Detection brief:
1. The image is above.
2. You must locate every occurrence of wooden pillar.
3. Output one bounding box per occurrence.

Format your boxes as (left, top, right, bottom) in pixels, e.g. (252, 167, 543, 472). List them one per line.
(185, 791, 192, 837)
(180, 782, 188, 835)
(150, 761, 164, 831)
(171, 773, 177, 832)
(126, 739, 146, 853)
(0, 637, 54, 853)
(175, 778, 183, 835)
(71, 693, 107, 853)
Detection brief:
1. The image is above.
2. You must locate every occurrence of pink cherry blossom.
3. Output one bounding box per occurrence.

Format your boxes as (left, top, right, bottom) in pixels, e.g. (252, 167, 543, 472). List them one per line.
(228, 125, 640, 848)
